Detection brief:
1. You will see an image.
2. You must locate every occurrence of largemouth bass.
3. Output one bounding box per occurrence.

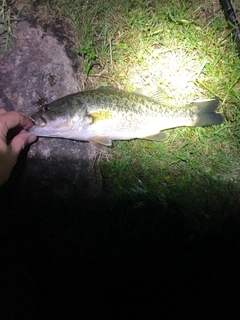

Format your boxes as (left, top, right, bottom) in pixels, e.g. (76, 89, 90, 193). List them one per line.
(29, 87, 224, 151)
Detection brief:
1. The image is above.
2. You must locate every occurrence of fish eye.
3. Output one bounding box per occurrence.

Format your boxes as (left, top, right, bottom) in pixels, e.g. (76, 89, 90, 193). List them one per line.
(43, 104, 50, 112)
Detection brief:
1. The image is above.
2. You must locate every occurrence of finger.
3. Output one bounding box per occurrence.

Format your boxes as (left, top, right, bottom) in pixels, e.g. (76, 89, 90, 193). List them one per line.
(0, 108, 7, 115)
(0, 111, 34, 131)
(10, 132, 37, 155)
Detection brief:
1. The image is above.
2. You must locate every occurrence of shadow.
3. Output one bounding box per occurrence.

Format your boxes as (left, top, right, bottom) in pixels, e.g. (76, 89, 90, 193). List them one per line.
(1, 158, 240, 319)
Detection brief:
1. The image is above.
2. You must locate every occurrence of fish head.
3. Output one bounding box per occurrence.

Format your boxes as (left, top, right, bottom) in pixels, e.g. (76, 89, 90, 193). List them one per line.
(31, 104, 53, 127)
(29, 94, 86, 137)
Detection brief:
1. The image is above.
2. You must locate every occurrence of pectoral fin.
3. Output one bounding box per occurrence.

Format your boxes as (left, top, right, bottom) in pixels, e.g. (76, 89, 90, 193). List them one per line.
(143, 132, 169, 141)
(89, 140, 107, 152)
(90, 136, 112, 152)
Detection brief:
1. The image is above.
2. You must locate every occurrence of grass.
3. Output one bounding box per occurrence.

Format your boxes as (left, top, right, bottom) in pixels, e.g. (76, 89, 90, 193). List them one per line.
(5, 0, 240, 231)
(0, 0, 24, 53)
(0, 0, 14, 52)
(56, 0, 240, 230)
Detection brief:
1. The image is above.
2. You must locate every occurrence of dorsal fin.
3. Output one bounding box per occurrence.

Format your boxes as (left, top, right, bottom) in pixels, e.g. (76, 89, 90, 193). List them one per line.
(134, 85, 170, 105)
(97, 86, 120, 91)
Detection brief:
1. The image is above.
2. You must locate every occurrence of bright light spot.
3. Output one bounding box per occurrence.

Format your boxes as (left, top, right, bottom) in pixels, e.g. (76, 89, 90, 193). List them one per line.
(128, 47, 208, 107)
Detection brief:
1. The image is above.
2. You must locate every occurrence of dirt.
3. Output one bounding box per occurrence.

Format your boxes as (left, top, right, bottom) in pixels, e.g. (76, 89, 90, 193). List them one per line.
(0, 5, 99, 199)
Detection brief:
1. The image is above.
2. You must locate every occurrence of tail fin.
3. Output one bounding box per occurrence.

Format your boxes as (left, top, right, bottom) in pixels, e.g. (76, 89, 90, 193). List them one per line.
(193, 98, 224, 126)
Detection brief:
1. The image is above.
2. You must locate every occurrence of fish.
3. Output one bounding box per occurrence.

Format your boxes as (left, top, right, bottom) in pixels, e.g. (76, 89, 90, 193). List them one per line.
(29, 86, 224, 151)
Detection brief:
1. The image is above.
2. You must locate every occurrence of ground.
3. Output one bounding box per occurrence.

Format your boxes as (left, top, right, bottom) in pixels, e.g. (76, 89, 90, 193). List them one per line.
(1, 1, 240, 319)
(0, 11, 99, 198)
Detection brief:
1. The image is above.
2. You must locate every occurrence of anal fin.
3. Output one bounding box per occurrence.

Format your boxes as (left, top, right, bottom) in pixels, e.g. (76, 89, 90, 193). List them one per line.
(143, 132, 169, 141)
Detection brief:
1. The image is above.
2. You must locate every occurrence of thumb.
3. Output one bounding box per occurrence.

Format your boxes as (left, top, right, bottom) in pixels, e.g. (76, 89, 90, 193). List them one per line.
(10, 132, 37, 155)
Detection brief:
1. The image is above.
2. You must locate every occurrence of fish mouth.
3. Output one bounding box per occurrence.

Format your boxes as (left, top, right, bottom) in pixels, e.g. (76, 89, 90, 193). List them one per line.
(31, 115, 47, 127)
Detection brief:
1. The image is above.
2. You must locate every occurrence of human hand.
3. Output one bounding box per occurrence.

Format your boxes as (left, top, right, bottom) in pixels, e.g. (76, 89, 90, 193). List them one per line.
(0, 108, 37, 186)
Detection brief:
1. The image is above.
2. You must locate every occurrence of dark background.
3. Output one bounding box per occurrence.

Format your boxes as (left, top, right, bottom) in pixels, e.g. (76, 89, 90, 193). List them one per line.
(1, 162, 240, 319)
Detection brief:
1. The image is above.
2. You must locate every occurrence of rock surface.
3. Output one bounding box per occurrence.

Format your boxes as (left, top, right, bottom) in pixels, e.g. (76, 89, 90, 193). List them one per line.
(0, 20, 98, 198)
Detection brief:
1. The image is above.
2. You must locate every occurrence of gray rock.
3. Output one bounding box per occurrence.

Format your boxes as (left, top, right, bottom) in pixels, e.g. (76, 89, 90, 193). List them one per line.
(0, 20, 99, 199)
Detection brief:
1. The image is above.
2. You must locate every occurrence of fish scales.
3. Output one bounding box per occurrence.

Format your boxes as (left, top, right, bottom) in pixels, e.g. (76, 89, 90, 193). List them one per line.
(85, 90, 186, 130)
(29, 87, 224, 151)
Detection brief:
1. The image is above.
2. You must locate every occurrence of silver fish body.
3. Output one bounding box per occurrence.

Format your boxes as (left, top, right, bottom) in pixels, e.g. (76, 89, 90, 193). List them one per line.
(29, 87, 224, 151)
